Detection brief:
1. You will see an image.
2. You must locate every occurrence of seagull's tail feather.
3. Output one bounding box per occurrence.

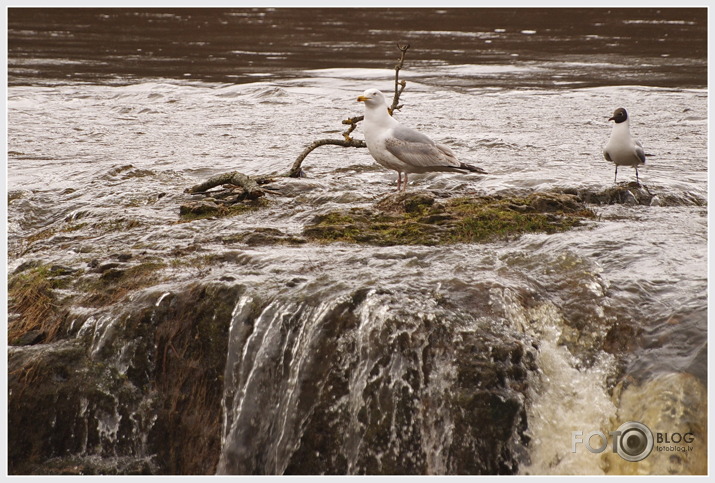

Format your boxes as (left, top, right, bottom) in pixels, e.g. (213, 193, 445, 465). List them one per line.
(459, 162, 487, 174)
(418, 163, 487, 174)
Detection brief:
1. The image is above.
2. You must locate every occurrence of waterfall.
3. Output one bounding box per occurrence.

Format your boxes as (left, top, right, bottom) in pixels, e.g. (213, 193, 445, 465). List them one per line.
(217, 283, 537, 474)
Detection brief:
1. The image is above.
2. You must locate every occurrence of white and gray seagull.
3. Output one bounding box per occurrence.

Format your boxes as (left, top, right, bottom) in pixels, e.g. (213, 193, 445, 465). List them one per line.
(603, 107, 646, 184)
(357, 88, 486, 191)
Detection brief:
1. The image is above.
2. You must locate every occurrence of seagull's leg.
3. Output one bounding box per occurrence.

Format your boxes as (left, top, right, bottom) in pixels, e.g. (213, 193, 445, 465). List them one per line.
(402, 173, 409, 192)
(635, 166, 640, 185)
(396, 172, 402, 191)
(614, 165, 618, 184)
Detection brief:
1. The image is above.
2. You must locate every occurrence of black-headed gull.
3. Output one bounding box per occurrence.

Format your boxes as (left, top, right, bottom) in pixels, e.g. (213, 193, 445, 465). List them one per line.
(603, 107, 646, 184)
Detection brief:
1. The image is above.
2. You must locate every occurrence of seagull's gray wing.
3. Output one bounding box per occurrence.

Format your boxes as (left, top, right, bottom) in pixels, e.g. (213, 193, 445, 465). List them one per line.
(603, 148, 612, 162)
(385, 137, 458, 171)
(384, 124, 462, 172)
(392, 124, 435, 145)
(635, 140, 646, 164)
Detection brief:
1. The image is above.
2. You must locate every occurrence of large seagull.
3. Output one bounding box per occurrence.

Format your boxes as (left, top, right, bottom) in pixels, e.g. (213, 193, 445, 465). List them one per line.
(357, 89, 486, 191)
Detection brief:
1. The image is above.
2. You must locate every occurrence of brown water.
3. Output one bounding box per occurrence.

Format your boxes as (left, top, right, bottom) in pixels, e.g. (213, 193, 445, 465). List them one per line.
(7, 7, 708, 475)
(8, 8, 707, 88)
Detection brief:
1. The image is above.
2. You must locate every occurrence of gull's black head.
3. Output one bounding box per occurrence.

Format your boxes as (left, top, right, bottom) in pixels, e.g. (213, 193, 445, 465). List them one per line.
(609, 108, 628, 123)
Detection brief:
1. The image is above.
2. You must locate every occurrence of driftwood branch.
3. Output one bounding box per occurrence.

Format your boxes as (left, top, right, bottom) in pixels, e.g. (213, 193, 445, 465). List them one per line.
(186, 171, 264, 199)
(288, 43, 411, 178)
(289, 138, 366, 178)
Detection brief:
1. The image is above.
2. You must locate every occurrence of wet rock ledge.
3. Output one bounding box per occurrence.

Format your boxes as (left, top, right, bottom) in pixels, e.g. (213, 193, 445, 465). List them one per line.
(304, 191, 595, 246)
(8, 283, 242, 475)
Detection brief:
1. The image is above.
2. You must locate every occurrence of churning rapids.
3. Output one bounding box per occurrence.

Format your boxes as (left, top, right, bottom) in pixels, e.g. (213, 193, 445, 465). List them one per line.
(7, 8, 707, 476)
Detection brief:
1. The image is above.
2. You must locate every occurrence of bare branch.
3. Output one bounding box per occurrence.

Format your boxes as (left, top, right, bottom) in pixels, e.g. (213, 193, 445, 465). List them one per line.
(388, 43, 410, 116)
(289, 138, 366, 178)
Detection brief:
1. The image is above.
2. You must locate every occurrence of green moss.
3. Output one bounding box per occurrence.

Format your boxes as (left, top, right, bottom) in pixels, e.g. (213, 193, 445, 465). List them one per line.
(25, 227, 58, 245)
(305, 192, 595, 246)
(8, 265, 64, 343)
(94, 218, 144, 232)
(77, 261, 168, 307)
(179, 199, 268, 222)
(62, 222, 88, 232)
(446, 197, 579, 242)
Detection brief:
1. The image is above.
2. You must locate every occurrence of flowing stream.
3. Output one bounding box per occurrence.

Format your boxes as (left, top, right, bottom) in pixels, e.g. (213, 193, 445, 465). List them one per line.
(7, 8, 707, 475)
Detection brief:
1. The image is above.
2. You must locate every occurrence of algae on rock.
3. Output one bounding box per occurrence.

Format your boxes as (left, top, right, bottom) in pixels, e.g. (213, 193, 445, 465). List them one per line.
(304, 191, 596, 246)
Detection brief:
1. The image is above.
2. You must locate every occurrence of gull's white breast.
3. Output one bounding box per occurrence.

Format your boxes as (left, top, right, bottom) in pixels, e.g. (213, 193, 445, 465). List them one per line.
(604, 123, 644, 167)
(363, 122, 409, 172)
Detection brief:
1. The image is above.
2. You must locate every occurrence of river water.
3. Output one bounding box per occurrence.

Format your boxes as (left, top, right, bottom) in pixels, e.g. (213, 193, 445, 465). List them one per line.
(7, 8, 708, 475)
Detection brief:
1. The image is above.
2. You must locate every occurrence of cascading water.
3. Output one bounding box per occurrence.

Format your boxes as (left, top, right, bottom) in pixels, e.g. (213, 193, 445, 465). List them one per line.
(217, 283, 536, 474)
(213, 241, 655, 475)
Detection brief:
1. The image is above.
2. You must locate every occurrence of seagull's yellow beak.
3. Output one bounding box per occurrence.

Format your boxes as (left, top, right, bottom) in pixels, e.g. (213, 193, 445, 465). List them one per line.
(357, 95, 369, 102)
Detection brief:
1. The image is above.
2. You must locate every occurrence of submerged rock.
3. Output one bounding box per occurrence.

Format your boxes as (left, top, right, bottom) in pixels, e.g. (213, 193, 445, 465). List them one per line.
(221, 228, 306, 246)
(527, 192, 584, 212)
(178, 198, 267, 221)
(179, 200, 222, 218)
(603, 373, 707, 475)
(561, 183, 654, 205)
(179, 172, 273, 221)
(560, 184, 706, 207)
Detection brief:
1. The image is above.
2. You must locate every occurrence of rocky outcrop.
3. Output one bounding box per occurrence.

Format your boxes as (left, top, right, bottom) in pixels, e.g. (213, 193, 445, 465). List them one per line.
(8, 186, 704, 475)
(304, 191, 595, 246)
(9, 283, 243, 474)
(10, 279, 542, 475)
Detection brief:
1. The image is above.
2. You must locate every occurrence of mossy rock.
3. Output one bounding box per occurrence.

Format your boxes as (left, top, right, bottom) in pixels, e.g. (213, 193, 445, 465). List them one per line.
(77, 261, 167, 308)
(179, 197, 268, 222)
(221, 228, 307, 246)
(8, 264, 70, 344)
(304, 191, 595, 246)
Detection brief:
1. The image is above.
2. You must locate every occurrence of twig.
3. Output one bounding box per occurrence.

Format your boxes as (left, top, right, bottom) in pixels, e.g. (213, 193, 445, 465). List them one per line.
(287, 43, 410, 178)
(388, 43, 410, 116)
(341, 115, 364, 141)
